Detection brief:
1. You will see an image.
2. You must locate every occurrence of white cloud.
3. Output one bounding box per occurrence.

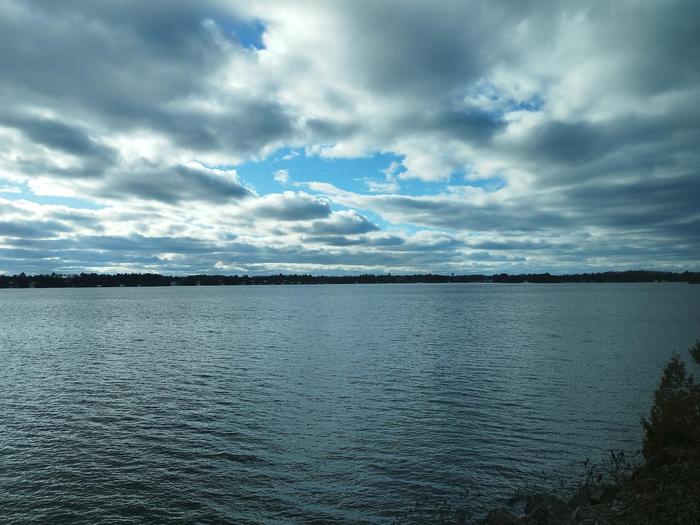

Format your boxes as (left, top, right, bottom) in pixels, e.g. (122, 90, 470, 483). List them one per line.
(366, 180, 399, 193)
(273, 169, 290, 184)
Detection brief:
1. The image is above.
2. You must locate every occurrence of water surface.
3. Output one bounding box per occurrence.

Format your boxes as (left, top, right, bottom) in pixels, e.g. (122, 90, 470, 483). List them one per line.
(1, 283, 699, 523)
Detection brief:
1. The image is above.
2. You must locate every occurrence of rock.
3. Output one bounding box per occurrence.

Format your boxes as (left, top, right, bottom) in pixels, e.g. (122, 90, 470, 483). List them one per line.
(587, 484, 619, 504)
(587, 487, 604, 504)
(523, 494, 572, 524)
(571, 502, 597, 521)
(600, 484, 620, 503)
(483, 507, 518, 525)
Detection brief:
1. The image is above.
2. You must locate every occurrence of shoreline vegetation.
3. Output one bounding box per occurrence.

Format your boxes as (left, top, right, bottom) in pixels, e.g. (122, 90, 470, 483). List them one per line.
(1, 270, 699, 288)
(477, 341, 700, 524)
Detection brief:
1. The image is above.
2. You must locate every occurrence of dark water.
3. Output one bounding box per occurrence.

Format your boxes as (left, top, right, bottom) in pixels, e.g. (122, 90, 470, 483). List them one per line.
(1, 283, 699, 524)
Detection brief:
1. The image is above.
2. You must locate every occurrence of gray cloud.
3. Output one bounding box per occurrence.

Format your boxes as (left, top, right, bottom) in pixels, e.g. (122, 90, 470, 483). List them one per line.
(330, 1, 543, 96)
(309, 186, 574, 233)
(100, 164, 252, 204)
(307, 211, 379, 235)
(0, 1, 297, 163)
(305, 235, 364, 247)
(0, 220, 71, 239)
(251, 192, 331, 221)
(1, 115, 115, 163)
(470, 240, 573, 252)
(160, 98, 297, 154)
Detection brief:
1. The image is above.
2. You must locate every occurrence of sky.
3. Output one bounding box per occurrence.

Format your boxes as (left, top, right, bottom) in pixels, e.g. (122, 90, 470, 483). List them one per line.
(0, 0, 698, 275)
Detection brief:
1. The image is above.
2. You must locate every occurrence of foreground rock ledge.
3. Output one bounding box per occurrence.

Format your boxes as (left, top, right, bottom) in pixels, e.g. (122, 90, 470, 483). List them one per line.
(483, 447, 700, 525)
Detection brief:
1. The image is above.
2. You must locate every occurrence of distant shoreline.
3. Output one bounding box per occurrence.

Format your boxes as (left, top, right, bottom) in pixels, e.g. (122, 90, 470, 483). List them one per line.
(1, 270, 699, 288)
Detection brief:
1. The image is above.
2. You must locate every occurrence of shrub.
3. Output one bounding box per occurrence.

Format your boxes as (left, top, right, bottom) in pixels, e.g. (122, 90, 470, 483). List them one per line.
(690, 339, 700, 366)
(641, 348, 700, 459)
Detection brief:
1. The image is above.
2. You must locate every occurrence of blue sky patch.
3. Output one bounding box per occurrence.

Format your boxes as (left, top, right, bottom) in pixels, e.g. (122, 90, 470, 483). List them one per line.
(215, 17, 266, 49)
(235, 149, 407, 194)
(234, 149, 482, 198)
(0, 185, 102, 210)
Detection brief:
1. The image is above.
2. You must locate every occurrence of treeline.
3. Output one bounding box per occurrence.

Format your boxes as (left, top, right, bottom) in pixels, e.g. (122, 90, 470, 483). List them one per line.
(0, 270, 698, 288)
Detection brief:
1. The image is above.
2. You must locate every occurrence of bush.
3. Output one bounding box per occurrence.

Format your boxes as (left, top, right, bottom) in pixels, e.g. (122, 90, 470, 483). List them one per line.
(641, 346, 700, 459)
(690, 339, 700, 366)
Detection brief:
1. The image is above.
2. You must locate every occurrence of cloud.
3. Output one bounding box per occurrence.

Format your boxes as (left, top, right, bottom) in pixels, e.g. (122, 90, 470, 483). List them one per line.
(307, 210, 379, 235)
(366, 160, 401, 192)
(366, 180, 399, 193)
(305, 182, 568, 233)
(99, 163, 252, 204)
(0, 114, 115, 164)
(249, 192, 331, 221)
(273, 169, 290, 184)
(0, 1, 698, 273)
(0, 220, 71, 239)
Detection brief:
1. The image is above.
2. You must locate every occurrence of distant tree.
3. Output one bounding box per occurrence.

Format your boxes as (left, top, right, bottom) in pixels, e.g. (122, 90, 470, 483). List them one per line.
(641, 347, 700, 459)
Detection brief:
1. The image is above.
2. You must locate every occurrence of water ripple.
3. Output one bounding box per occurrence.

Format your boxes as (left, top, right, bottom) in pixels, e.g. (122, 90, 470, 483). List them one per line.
(1, 283, 699, 523)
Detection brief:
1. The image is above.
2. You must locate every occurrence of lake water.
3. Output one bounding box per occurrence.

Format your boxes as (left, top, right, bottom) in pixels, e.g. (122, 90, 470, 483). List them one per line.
(1, 283, 699, 523)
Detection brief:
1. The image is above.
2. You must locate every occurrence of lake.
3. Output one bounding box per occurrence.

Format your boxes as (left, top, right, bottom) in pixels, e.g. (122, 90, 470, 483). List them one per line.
(1, 283, 699, 523)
